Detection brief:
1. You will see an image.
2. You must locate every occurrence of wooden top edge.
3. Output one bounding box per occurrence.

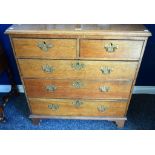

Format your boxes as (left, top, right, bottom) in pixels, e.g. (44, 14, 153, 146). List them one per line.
(5, 24, 152, 37)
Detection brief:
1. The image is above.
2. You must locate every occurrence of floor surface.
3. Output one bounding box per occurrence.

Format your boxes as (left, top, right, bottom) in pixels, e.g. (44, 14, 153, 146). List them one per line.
(0, 93, 155, 130)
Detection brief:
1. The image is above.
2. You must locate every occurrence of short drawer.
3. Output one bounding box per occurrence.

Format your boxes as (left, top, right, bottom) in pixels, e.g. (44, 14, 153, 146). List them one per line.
(80, 39, 144, 60)
(29, 98, 127, 117)
(12, 38, 77, 58)
(18, 59, 138, 80)
(24, 79, 132, 99)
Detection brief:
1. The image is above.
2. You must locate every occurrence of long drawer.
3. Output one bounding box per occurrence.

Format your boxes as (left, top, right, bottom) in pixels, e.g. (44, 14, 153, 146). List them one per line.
(80, 39, 144, 60)
(24, 79, 132, 99)
(13, 38, 77, 58)
(18, 59, 138, 80)
(29, 98, 127, 117)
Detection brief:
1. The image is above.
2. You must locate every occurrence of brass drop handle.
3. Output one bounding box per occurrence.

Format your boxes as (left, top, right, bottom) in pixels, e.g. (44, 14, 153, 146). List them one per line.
(42, 64, 54, 73)
(99, 86, 110, 92)
(104, 42, 118, 52)
(100, 66, 112, 74)
(72, 80, 83, 89)
(97, 105, 107, 113)
(72, 100, 83, 108)
(48, 104, 59, 111)
(46, 85, 57, 92)
(37, 41, 53, 51)
(71, 61, 85, 70)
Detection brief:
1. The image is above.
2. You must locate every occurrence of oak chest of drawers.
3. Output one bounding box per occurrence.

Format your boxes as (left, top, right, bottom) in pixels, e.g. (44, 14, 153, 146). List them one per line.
(6, 24, 151, 128)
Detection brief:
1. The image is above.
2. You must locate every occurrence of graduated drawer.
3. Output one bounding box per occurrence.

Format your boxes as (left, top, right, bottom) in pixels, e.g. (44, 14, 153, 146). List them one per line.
(24, 79, 132, 99)
(80, 39, 144, 60)
(29, 98, 127, 117)
(12, 38, 77, 58)
(18, 59, 138, 80)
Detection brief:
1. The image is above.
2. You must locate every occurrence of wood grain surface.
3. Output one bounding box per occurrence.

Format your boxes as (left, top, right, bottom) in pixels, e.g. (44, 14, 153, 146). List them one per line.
(5, 24, 151, 37)
(5, 24, 151, 127)
(24, 79, 132, 99)
(80, 39, 144, 60)
(29, 98, 127, 117)
(18, 59, 138, 80)
(13, 38, 77, 58)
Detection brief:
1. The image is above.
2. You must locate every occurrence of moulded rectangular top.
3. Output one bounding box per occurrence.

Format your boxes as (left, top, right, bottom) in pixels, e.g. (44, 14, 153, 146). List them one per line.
(5, 24, 151, 37)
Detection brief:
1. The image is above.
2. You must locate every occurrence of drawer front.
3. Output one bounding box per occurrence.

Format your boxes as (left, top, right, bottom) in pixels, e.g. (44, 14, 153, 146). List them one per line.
(29, 98, 127, 117)
(24, 79, 132, 99)
(80, 39, 143, 60)
(18, 59, 138, 80)
(13, 38, 77, 58)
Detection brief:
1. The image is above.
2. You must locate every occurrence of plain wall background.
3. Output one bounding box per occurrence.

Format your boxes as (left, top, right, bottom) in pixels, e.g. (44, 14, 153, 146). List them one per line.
(0, 24, 155, 86)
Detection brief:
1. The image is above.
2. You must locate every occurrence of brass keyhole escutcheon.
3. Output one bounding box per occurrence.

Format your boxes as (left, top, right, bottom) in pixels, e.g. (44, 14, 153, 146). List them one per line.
(46, 85, 57, 92)
(72, 100, 83, 108)
(37, 41, 53, 51)
(71, 61, 85, 70)
(104, 42, 118, 52)
(72, 80, 83, 89)
(42, 64, 55, 73)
